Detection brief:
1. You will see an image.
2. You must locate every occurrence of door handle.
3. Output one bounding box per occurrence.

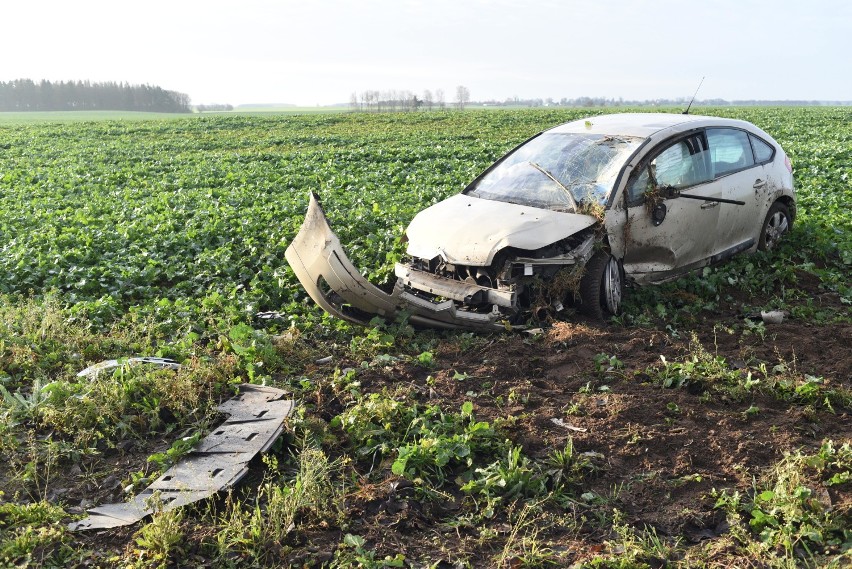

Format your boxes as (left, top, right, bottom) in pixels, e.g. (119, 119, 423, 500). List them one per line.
(753, 179, 767, 188)
(700, 201, 719, 209)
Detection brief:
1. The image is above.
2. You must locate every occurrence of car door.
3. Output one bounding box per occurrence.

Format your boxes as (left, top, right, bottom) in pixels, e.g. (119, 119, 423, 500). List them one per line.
(621, 133, 723, 283)
(706, 128, 766, 255)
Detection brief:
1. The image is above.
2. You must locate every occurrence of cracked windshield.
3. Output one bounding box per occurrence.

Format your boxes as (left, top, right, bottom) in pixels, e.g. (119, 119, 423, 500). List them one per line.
(466, 133, 643, 211)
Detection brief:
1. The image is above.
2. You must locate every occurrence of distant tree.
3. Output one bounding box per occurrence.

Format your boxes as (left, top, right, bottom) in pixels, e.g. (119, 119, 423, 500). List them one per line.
(435, 88, 445, 110)
(0, 79, 191, 112)
(402, 91, 419, 111)
(195, 103, 234, 112)
(366, 90, 376, 112)
(349, 92, 359, 112)
(455, 85, 470, 110)
(423, 89, 433, 111)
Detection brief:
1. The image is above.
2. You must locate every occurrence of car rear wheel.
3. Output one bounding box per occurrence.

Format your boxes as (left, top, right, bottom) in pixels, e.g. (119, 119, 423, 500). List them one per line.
(578, 251, 623, 320)
(758, 202, 792, 251)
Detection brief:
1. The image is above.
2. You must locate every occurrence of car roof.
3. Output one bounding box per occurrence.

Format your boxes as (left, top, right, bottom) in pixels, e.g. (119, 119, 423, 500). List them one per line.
(548, 113, 748, 138)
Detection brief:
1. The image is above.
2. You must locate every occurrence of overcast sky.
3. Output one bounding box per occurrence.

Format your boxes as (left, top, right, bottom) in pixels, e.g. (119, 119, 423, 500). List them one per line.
(3, 0, 849, 106)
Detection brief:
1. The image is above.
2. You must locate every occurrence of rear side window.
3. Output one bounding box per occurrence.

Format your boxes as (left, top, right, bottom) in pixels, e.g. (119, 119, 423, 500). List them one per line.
(750, 134, 774, 163)
(707, 128, 755, 177)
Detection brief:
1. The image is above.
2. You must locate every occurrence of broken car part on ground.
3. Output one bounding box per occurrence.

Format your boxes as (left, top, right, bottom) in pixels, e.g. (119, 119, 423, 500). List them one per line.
(286, 113, 796, 331)
(76, 357, 182, 380)
(69, 384, 293, 531)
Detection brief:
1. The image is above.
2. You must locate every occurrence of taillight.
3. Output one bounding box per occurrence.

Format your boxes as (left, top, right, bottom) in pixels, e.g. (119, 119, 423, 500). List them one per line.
(784, 154, 793, 173)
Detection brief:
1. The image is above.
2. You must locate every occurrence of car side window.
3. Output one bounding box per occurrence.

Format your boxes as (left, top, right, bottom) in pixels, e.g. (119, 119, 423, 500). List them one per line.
(626, 134, 711, 204)
(750, 134, 774, 163)
(652, 142, 689, 187)
(707, 128, 755, 177)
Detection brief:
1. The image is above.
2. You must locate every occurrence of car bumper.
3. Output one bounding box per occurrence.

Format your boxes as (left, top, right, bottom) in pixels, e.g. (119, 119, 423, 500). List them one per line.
(284, 192, 509, 331)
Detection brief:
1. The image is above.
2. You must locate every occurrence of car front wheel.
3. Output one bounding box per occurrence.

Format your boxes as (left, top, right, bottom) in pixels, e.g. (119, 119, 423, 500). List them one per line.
(758, 202, 792, 251)
(578, 251, 623, 320)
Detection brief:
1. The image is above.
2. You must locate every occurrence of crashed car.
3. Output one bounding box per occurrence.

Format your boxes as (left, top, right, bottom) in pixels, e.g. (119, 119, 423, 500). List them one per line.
(286, 113, 795, 331)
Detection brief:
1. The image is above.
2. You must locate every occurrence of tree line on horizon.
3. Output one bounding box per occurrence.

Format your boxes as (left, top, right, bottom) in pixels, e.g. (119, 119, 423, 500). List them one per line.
(347, 88, 849, 111)
(0, 79, 191, 113)
(349, 85, 471, 112)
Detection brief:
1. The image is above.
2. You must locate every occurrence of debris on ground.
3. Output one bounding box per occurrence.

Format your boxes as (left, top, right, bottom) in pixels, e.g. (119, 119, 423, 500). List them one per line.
(550, 417, 588, 432)
(68, 384, 293, 531)
(760, 310, 786, 324)
(76, 357, 182, 380)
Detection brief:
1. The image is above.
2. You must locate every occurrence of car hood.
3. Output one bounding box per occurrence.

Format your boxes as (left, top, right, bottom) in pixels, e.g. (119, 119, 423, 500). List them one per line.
(405, 194, 598, 266)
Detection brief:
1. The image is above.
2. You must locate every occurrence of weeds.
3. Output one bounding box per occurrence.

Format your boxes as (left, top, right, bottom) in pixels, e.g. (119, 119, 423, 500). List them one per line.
(543, 438, 596, 489)
(713, 440, 852, 565)
(495, 502, 559, 567)
(216, 448, 343, 562)
(462, 445, 548, 500)
(133, 507, 185, 567)
(331, 533, 406, 568)
(643, 333, 852, 410)
(0, 499, 72, 568)
(579, 510, 682, 568)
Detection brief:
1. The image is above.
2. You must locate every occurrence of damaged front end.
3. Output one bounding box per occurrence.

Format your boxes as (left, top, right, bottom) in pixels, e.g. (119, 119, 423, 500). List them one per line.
(395, 230, 597, 322)
(285, 193, 600, 331)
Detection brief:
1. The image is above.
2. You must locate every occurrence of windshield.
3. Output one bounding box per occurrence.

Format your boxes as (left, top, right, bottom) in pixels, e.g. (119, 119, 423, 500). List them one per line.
(465, 133, 643, 211)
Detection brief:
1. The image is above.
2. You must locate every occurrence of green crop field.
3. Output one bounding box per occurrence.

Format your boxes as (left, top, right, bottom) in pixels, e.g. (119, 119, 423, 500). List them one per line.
(0, 108, 849, 567)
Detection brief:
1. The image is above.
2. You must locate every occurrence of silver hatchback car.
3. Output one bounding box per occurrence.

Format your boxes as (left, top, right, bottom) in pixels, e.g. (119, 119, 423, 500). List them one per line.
(286, 113, 795, 330)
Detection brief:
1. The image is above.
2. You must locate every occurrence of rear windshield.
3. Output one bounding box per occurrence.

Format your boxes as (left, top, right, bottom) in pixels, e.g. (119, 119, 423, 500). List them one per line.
(465, 133, 642, 212)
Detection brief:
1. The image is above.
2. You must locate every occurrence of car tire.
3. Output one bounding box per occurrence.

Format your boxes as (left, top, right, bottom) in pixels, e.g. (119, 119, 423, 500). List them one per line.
(578, 251, 623, 320)
(758, 202, 792, 251)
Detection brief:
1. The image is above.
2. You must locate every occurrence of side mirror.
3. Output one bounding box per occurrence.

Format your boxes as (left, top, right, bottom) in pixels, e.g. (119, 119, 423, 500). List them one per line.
(662, 186, 681, 199)
(651, 203, 667, 226)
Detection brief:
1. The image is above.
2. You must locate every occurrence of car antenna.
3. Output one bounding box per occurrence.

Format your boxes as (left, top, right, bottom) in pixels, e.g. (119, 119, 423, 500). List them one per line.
(682, 76, 705, 115)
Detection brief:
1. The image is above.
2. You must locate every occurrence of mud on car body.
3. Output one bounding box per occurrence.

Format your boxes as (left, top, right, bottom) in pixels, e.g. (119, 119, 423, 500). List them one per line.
(285, 113, 796, 331)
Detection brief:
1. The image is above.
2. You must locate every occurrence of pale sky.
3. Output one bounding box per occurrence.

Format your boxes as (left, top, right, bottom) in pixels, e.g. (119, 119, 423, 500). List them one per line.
(2, 0, 850, 106)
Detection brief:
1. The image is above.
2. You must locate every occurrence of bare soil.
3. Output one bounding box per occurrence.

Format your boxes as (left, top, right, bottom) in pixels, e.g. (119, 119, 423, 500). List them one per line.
(336, 317, 851, 565)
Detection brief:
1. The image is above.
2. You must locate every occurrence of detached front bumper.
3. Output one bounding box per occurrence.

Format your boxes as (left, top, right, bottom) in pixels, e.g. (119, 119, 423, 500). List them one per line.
(284, 192, 509, 331)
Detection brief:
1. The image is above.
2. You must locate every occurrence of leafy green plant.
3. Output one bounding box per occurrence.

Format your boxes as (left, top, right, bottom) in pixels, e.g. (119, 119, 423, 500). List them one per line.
(0, 499, 68, 528)
(415, 350, 435, 369)
(333, 391, 419, 461)
(0, 524, 73, 568)
(461, 445, 548, 500)
(0, 379, 54, 426)
(332, 533, 405, 568)
(391, 401, 499, 484)
(147, 431, 202, 471)
(593, 353, 624, 375)
(543, 438, 596, 490)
